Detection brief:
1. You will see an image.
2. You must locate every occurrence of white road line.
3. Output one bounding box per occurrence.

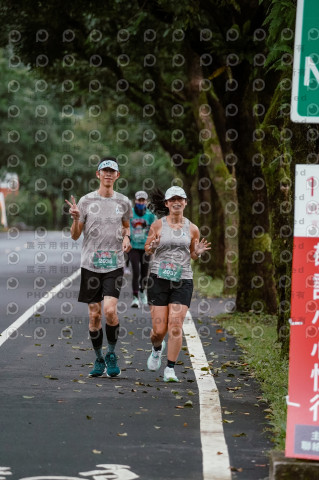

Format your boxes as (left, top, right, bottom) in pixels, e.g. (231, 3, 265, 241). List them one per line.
(183, 310, 231, 480)
(0, 268, 81, 347)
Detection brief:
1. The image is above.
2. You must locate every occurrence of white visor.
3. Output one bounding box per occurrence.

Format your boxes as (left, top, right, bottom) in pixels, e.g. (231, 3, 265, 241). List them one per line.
(98, 160, 119, 172)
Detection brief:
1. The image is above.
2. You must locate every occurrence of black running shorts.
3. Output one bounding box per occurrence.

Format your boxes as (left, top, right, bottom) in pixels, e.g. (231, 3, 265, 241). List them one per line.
(147, 273, 193, 307)
(78, 267, 124, 303)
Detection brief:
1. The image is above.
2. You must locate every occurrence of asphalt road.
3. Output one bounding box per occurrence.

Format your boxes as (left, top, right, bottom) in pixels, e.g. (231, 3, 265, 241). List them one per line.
(0, 230, 272, 480)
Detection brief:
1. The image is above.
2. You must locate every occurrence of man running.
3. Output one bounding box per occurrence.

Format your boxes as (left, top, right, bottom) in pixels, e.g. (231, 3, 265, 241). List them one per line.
(129, 190, 156, 308)
(65, 157, 132, 377)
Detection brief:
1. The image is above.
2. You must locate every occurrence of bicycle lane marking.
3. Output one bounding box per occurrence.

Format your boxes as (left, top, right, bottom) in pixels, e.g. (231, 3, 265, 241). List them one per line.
(0, 268, 81, 348)
(183, 310, 231, 480)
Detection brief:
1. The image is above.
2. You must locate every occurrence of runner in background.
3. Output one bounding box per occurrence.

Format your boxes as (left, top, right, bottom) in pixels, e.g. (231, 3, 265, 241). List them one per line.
(129, 191, 156, 308)
(144, 186, 211, 382)
(65, 157, 132, 378)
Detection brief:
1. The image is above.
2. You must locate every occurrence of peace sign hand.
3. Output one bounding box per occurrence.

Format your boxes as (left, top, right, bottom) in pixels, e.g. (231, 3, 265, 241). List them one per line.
(149, 234, 161, 252)
(65, 195, 80, 221)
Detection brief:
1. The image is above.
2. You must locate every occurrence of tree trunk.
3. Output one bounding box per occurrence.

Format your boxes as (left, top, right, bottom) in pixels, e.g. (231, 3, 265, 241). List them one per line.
(187, 53, 238, 295)
(229, 62, 278, 314)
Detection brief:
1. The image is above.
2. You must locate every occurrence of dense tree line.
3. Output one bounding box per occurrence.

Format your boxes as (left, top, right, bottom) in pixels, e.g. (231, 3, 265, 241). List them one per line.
(0, 0, 313, 352)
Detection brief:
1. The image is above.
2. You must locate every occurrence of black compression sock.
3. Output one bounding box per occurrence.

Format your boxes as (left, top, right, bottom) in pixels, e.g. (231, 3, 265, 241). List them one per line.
(89, 328, 103, 349)
(167, 360, 175, 368)
(89, 328, 103, 360)
(105, 323, 119, 344)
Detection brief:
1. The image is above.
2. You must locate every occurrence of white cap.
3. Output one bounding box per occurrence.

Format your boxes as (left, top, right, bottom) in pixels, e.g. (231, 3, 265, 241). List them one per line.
(164, 186, 187, 200)
(135, 190, 148, 200)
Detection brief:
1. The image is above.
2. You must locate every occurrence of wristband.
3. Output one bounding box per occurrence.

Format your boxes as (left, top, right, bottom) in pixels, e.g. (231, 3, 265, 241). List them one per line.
(124, 234, 131, 241)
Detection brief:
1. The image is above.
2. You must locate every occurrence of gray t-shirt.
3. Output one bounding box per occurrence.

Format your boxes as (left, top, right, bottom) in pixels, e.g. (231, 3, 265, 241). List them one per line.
(78, 190, 133, 273)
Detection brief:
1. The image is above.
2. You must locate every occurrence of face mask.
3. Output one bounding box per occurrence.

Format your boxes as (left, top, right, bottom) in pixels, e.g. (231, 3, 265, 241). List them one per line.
(135, 203, 146, 216)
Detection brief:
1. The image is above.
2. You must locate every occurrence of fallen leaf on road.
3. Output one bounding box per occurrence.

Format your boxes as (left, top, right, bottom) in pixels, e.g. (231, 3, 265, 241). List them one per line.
(117, 432, 128, 436)
(92, 449, 102, 454)
(232, 433, 247, 437)
(23, 396, 34, 399)
(230, 467, 243, 472)
(184, 400, 193, 408)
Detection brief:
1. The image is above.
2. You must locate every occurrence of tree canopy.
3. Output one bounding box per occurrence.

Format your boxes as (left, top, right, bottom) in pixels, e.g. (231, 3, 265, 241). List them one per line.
(0, 0, 313, 353)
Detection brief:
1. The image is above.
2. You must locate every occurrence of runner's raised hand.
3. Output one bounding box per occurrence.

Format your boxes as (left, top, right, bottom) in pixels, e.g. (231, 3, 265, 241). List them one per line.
(65, 195, 80, 221)
(194, 238, 211, 256)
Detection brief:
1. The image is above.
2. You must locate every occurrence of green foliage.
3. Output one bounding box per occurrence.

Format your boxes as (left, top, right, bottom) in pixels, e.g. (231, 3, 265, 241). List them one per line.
(217, 312, 288, 449)
(0, 45, 176, 228)
(263, 0, 296, 70)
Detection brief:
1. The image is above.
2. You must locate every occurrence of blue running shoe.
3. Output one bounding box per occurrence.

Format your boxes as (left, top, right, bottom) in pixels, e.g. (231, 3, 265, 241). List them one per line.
(89, 358, 106, 377)
(105, 352, 121, 377)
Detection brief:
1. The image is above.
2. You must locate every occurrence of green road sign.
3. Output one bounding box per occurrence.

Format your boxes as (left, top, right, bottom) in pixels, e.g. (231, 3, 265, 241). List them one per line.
(291, 0, 319, 122)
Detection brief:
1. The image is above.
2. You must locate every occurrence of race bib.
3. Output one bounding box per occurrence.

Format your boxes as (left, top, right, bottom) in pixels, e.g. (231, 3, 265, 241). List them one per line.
(93, 250, 118, 269)
(158, 261, 183, 281)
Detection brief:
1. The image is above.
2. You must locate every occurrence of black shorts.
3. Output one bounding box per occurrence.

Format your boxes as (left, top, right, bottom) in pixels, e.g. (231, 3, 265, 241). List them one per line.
(147, 273, 193, 307)
(78, 267, 124, 304)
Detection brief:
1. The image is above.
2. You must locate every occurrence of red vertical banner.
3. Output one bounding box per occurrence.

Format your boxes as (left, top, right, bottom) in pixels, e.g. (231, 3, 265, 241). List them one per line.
(286, 165, 319, 459)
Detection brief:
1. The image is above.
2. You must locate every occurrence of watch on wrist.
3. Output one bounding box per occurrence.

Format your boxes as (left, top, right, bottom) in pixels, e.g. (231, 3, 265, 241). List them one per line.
(124, 234, 131, 241)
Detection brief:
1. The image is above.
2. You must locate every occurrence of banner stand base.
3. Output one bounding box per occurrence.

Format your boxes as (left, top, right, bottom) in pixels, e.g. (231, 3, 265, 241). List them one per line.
(270, 451, 319, 479)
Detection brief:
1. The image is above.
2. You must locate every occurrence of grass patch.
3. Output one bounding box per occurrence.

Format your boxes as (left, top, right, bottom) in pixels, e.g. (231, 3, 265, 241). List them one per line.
(216, 312, 288, 450)
(192, 263, 224, 298)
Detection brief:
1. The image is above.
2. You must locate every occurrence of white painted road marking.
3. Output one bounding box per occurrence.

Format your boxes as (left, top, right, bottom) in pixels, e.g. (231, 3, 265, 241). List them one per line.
(1, 269, 230, 480)
(0, 268, 81, 347)
(183, 311, 231, 480)
(1, 464, 139, 480)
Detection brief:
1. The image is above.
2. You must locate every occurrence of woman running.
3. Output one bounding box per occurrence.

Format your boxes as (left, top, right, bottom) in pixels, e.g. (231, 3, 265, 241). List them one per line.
(144, 186, 211, 382)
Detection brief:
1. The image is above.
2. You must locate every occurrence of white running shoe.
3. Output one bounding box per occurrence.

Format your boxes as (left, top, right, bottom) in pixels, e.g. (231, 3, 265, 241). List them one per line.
(124, 266, 131, 275)
(163, 366, 179, 383)
(130, 296, 140, 308)
(147, 340, 166, 371)
(139, 290, 148, 305)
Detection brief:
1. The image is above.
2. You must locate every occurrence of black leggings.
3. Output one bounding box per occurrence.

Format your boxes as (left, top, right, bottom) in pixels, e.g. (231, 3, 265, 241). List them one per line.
(129, 249, 151, 296)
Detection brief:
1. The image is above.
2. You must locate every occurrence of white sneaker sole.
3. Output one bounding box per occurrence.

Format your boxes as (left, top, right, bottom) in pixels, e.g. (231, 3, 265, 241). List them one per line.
(106, 370, 121, 378)
(164, 376, 179, 383)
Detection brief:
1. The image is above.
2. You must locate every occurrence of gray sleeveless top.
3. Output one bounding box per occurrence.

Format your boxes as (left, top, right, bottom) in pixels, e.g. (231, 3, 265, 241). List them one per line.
(150, 217, 193, 280)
